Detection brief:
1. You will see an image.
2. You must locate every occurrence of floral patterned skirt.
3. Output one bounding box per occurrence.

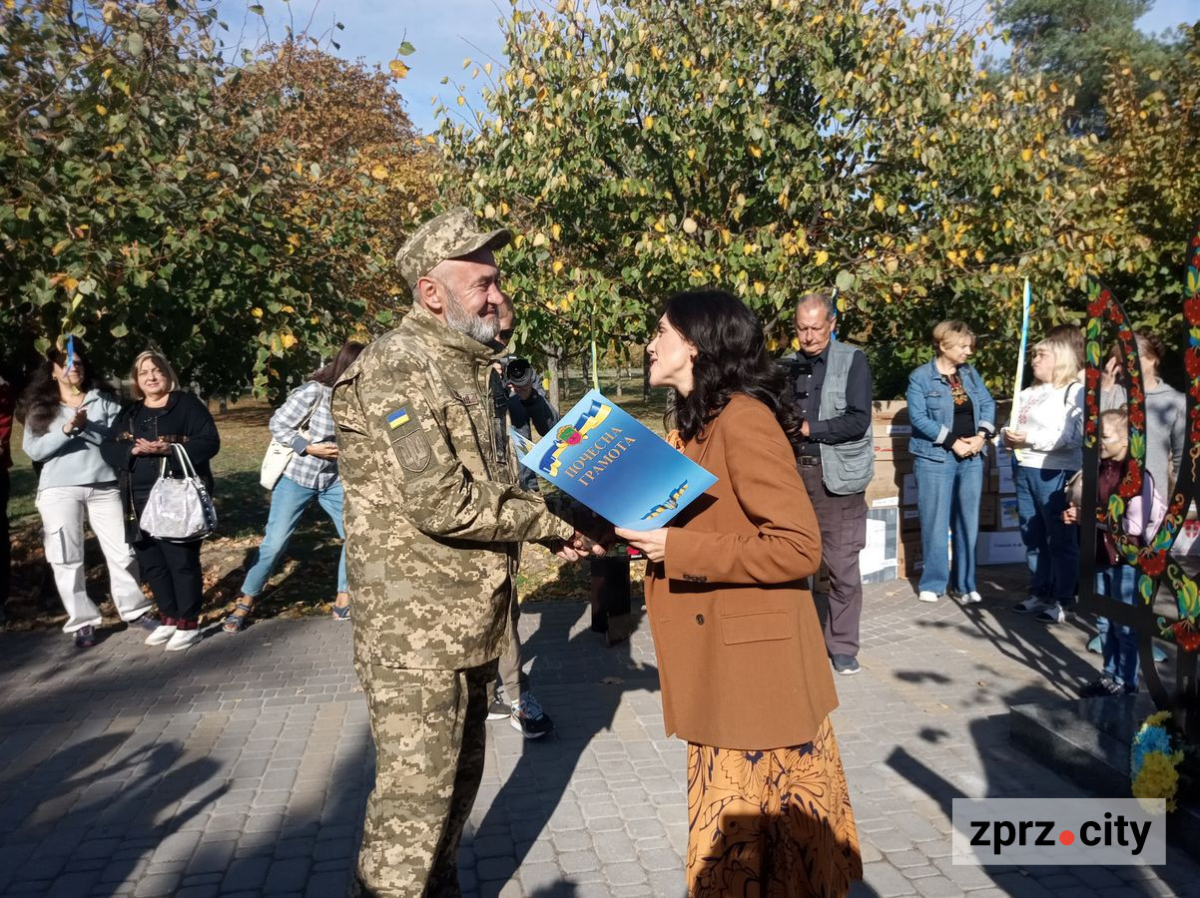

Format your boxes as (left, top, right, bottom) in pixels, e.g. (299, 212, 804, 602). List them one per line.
(686, 717, 862, 898)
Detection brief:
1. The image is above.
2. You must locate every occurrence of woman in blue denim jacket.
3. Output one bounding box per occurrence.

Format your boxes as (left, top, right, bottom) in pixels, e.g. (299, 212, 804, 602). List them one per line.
(906, 321, 996, 604)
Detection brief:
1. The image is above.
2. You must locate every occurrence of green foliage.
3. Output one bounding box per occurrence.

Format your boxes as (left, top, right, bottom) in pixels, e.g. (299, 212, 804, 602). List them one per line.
(1075, 25, 1200, 385)
(993, 0, 1184, 131)
(437, 0, 1112, 396)
(0, 0, 428, 397)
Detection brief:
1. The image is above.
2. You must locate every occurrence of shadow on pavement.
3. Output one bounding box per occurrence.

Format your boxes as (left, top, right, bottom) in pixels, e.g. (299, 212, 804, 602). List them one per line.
(0, 620, 372, 897)
(472, 560, 660, 896)
(0, 732, 226, 897)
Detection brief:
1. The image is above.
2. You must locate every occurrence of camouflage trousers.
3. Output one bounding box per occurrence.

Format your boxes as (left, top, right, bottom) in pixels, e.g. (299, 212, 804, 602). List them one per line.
(353, 660, 495, 898)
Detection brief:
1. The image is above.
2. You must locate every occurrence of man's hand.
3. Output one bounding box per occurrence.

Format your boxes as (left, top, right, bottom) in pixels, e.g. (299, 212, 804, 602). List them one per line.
(550, 540, 583, 562)
(571, 507, 616, 553)
(614, 526, 667, 563)
(306, 442, 339, 460)
(569, 529, 608, 557)
(1062, 505, 1080, 525)
(800, 419, 811, 437)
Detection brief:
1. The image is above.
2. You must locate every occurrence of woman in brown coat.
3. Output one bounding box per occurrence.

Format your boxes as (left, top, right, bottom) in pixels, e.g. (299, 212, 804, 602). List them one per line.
(616, 290, 861, 897)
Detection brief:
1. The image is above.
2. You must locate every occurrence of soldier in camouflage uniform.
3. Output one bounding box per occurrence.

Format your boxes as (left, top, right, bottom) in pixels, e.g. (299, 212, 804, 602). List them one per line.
(332, 208, 589, 897)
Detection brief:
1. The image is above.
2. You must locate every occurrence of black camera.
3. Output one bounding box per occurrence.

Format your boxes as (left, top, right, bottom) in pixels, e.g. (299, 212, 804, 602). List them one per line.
(505, 358, 535, 387)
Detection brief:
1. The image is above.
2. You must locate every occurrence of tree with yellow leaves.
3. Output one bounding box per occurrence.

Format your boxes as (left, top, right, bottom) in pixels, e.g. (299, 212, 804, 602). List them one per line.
(437, 0, 1135, 398)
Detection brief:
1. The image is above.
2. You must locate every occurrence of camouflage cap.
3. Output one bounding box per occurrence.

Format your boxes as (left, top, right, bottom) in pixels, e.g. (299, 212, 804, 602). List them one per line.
(395, 207, 511, 292)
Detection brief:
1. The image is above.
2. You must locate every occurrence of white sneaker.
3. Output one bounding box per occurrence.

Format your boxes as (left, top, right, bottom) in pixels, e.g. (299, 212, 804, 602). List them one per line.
(917, 591, 939, 603)
(144, 624, 177, 646)
(962, 591, 983, 604)
(165, 628, 201, 651)
(1013, 596, 1050, 614)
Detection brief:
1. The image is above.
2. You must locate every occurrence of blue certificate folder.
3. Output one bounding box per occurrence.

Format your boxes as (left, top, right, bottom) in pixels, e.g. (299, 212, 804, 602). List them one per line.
(511, 389, 717, 531)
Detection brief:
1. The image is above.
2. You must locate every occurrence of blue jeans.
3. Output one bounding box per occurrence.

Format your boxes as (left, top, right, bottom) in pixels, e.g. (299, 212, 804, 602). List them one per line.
(240, 475, 348, 598)
(914, 454, 983, 595)
(1014, 465, 1079, 606)
(1096, 565, 1139, 689)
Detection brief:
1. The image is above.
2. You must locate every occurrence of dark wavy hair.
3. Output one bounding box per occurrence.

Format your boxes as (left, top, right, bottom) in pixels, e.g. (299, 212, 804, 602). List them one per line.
(310, 341, 366, 387)
(662, 289, 803, 454)
(18, 340, 102, 436)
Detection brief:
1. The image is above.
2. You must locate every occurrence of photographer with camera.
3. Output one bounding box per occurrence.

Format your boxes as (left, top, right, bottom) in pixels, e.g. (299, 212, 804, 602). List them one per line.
(504, 357, 557, 492)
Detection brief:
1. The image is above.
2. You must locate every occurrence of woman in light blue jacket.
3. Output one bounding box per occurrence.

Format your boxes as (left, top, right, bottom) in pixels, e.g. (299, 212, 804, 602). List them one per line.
(20, 342, 154, 648)
(907, 321, 996, 604)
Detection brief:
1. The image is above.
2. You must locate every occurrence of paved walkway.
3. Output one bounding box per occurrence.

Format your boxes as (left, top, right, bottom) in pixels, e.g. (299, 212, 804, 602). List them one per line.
(1, 567, 1198, 898)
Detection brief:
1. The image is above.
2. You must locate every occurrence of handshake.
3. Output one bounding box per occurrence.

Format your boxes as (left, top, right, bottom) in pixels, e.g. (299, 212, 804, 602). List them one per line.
(546, 502, 617, 563)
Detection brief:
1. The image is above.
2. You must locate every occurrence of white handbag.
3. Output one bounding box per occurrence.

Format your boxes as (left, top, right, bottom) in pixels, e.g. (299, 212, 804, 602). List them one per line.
(140, 444, 218, 543)
(259, 439, 295, 490)
(259, 398, 317, 490)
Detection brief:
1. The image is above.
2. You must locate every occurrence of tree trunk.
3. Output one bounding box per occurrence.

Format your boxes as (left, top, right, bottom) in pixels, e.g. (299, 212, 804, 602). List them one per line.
(546, 352, 561, 413)
(642, 347, 651, 402)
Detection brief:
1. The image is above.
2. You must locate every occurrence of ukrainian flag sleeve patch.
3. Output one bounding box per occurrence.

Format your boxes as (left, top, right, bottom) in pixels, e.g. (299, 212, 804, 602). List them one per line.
(382, 402, 431, 474)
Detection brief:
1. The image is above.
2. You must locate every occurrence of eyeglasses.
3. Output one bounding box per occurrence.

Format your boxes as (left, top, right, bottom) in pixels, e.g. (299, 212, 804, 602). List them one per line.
(796, 326, 831, 336)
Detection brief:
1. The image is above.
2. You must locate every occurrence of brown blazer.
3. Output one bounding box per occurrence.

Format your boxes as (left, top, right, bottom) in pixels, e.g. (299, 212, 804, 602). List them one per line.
(643, 393, 839, 750)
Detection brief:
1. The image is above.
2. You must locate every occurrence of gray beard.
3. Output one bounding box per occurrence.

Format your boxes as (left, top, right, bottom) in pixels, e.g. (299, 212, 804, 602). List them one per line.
(443, 285, 500, 344)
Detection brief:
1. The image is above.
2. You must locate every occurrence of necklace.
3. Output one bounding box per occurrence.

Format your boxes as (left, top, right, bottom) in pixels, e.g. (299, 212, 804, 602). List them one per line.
(947, 372, 968, 406)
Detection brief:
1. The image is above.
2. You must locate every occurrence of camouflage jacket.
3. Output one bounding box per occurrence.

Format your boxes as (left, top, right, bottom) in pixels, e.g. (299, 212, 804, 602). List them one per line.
(332, 305, 575, 670)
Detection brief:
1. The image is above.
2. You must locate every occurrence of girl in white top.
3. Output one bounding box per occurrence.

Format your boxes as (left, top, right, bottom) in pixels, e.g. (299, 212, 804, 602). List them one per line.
(20, 341, 153, 647)
(1004, 335, 1083, 623)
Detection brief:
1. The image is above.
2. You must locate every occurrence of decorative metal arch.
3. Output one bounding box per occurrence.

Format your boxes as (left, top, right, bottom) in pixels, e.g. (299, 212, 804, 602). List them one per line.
(1078, 225, 1200, 743)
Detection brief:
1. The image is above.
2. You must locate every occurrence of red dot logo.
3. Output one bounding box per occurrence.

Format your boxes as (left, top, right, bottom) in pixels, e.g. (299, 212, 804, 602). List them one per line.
(1059, 830, 1075, 846)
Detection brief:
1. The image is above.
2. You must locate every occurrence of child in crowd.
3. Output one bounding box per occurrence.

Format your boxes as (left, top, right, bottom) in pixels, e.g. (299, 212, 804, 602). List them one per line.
(1064, 409, 1165, 697)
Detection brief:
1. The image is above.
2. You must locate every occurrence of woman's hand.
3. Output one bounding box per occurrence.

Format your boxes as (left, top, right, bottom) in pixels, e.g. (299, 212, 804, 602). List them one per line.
(62, 407, 87, 435)
(1004, 428, 1027, 447)
(132, 437, 170, 456)
(1062, 504, 1080, 525)
(951, 438, 973, 458)
(305, 442, 339, 460)
(614, 526, 668, 563)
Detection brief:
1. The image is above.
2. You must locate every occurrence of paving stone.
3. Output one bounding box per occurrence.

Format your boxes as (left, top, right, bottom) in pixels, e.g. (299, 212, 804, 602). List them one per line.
(173, 885, 220, 898)
(638, 847, 681, 871)
(264, 857, 311, 892)
(602, 862, 648, 886)
(132, 872, 182, 897)
(592, 829, 637, 864)
(860, 862, 918, 896)
(221, 855, 272, 892)
(558, 849, 600, 874)
(515, 862, 561, 894)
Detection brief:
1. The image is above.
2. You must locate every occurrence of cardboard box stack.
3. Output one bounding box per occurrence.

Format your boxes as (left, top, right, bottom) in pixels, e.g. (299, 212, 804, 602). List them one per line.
(860, 402, 916, 578)
(976, 400, 1024, 565)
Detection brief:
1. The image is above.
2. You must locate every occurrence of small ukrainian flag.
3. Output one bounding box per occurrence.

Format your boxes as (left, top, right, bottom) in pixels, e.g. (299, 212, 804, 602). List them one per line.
(387, 407, 410, 429)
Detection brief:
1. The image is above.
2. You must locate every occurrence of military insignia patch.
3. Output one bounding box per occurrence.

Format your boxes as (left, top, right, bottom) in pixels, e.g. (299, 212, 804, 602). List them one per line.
(383, 404, 431, 474)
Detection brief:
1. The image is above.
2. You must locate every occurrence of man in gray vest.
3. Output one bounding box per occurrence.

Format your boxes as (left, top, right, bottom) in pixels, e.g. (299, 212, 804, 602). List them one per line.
(789, 293, 874, 675)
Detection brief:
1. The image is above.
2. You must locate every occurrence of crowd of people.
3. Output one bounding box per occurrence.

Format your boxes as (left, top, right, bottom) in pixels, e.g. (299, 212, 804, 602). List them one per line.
(0, 341, 377, 653)
(0, 203, 1184, 896)
(905, 315, 1183, 698)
